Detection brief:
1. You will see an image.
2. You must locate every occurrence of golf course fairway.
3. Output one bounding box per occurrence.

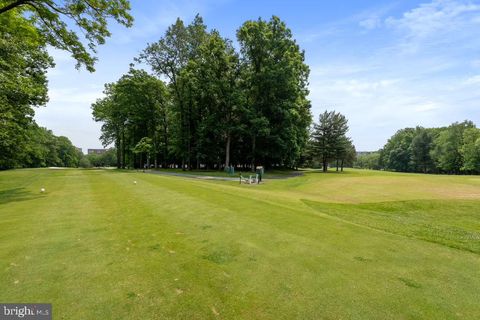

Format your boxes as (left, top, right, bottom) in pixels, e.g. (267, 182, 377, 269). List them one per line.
(1, 168, 479, 319)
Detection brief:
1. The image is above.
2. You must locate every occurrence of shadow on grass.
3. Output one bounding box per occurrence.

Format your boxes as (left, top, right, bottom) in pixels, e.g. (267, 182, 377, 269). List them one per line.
(0, 187, 42, 205)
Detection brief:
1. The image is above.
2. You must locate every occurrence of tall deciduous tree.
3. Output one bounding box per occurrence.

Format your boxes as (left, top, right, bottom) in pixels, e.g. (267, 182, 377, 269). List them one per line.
(179, 31, 241, 169)
(0, 10, 53, 169)
(137, 15, 208, 170)
(237, 16, 311, 170)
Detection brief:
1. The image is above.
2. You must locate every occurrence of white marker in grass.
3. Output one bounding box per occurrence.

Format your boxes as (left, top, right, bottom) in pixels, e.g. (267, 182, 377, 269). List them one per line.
(133, 181, 137, 185)
(40, 188, 45, 193)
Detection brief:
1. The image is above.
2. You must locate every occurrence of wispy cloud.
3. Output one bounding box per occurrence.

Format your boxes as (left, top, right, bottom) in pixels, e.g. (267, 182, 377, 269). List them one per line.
(464, 74, 480, 85)
(359, 17, 382, 30)
(385, 0, 480, 53)
(386, 0, 480, 36)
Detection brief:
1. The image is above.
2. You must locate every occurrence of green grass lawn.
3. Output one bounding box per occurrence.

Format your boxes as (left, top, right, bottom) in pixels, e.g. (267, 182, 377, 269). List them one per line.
(1, 168, 480, 319)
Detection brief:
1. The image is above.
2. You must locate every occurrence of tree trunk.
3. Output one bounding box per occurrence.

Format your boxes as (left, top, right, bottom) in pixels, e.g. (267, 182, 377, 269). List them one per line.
(122, 128, 126, 169)
(163, 122, 168, 168)
(225, 132, 231, 168)
(115, 134, 121, 169)
(336, 159, 339, 171)
(251, 135, 256, 172)
(341, 159, 344, 172)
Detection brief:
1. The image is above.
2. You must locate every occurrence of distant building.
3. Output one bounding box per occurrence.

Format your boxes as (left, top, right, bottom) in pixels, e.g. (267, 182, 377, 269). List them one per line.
(357, 151, 376, 156)
(88, 148, 107, 155)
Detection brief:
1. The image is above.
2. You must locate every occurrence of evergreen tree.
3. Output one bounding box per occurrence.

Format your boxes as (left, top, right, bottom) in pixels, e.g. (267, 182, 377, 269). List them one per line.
(311, 111, 349, 172)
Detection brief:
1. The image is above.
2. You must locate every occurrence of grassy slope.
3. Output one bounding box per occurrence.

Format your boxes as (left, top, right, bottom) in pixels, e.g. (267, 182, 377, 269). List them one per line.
(0, 168, 479, 319)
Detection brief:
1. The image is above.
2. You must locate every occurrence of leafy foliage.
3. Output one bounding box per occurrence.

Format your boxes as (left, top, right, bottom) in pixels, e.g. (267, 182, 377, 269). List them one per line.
(0, 0, 133, 71)
(92, 69, 169, 169)
(357, 121, 480, 174)
(16, 123, 82, 168)
(237, 16, 311, 169)
(98, 15, 312, 170)
(0, 0, 132, 169)
(83, 148, 117, 167)
(0, 10, 53, 169)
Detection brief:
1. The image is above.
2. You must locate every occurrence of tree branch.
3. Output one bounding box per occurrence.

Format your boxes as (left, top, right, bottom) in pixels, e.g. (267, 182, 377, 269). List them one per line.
(0, 0, 29, 14)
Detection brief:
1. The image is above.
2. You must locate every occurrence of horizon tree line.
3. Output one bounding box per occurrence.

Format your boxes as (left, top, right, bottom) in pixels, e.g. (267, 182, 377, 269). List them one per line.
(355, 120, 480, 174)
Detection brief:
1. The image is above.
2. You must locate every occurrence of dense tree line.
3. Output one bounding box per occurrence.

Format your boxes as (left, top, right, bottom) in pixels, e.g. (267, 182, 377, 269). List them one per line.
(354, 152, 381, 170)
(0, 123, 83, 168)
(355, 121, 480, 174)
(93, 15, 312, 170)
(80, 148, 117, 168)
(0, 0, 132, 169)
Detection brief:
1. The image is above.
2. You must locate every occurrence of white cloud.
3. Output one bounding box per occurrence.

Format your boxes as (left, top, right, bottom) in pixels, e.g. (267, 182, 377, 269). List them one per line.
(464, 75, 480, 84)
(359, 17, 382, 30)
(414, 101, 441, 112)
(384, 0, 480, 53)
(386, 0, 480, 36)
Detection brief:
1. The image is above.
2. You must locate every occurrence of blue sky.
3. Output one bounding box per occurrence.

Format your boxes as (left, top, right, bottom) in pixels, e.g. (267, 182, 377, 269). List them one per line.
(35, 0, 480, 151)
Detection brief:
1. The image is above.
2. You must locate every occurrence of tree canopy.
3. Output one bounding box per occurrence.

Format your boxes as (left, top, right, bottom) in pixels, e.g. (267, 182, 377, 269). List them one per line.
(97, 15, 313, 171)
(310, 111, 352, 172)
(0, 0, 133, 71)
(0, 9, 53, 168)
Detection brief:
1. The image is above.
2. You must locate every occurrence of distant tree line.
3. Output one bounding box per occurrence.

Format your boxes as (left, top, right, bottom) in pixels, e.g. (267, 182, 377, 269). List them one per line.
(355, 121, 480, 174)
(92, 15, 312, 171)
(0, 122, 83, 169)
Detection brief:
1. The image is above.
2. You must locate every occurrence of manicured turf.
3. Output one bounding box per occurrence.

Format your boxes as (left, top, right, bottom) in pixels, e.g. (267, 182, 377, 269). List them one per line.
(0, 168, 479, 319)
